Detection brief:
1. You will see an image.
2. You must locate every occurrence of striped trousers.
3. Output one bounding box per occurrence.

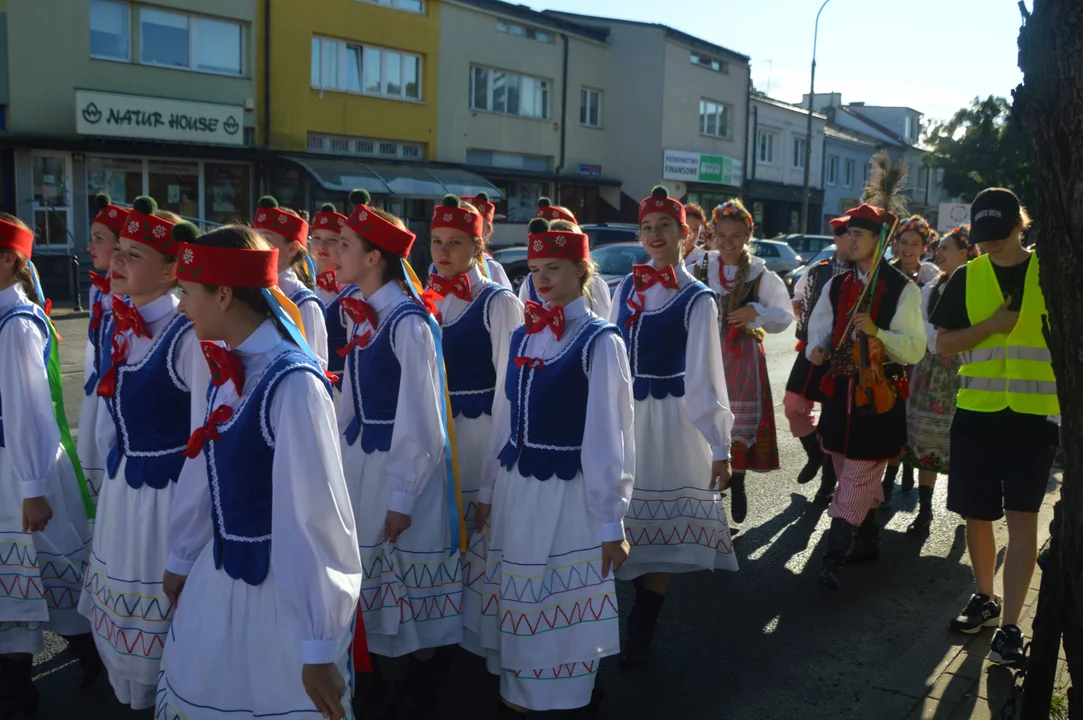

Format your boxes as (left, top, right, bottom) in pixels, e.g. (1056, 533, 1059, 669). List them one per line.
(826, 453, 888, 526)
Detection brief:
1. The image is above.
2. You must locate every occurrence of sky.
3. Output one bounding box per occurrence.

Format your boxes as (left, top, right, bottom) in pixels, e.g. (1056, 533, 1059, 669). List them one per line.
(522, 0, 1029, 125)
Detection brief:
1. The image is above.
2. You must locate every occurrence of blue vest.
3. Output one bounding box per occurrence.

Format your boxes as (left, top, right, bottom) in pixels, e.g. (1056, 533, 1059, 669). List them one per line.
(324, 285, 357, 387)
(101, 312, 193, 489)
(344, 300, 428, 452)
(614, 276, 715, 401)
(498, 316, 617, 481)
(0, 303, 51, 448)
(442, 283, 513, 419)
(84, 286, 112, 396)
(202, 348, 329, 586)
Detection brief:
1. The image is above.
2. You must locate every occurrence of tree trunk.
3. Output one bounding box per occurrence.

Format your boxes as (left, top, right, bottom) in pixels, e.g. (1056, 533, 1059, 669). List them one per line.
(1014, 1, 1083, 717)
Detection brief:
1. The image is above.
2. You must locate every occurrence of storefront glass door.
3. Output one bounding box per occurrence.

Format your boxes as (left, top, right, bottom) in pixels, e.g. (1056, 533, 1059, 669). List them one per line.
(148, 160, 200, 221)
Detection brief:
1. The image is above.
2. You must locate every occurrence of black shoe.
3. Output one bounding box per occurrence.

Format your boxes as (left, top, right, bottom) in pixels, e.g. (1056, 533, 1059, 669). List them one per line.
(989, 625, 1027, 668)
(0, 656, 39, 720)
(907, 506, 933, 534)
(881, 465, 899, 505)
(817, 518, 852, 592)
(729, 473, 747, 524)
(797, 434, 824, 485)
(949, 593, 1001, 635)
(843, 509, 880, 565)
(620, 581, 665, 668)
(63, 633, 104, 688)
(901, 464, 915, 492)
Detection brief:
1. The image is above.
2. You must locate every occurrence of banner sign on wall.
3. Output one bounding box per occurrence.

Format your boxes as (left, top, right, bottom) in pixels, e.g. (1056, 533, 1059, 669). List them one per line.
(663, 149, 743, 187)
(75, 90, 244, 146)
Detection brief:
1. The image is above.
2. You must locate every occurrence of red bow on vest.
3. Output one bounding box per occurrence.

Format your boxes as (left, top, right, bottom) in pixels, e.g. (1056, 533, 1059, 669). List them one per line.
(185, 405, 235, 459)
(96, 333, 129, 398)
(111, 296, 150, 339)
(89, 271, 111, 294)
(340, 297, 379, 330)
(524, 301, 565, 340)
(633, 264, 678, 292)
(201, 342, 246, 396)
(90, 300, 104, 331)
(428, 272, 472, 302)
(325, 370, 341, 385)
(514, 356, 546, 370)
(317, 271, 340, 295)
(97, 298, 150, 398)
(418, 289, 443, 324)
(337, 329, 373, 357)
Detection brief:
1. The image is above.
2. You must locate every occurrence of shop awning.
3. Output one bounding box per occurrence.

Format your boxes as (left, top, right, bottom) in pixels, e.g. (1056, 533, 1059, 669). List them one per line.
(285, 157, 504, 199)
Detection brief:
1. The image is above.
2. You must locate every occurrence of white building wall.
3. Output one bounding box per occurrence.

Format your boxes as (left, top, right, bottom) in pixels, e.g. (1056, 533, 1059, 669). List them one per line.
(748, 97, 825, 189)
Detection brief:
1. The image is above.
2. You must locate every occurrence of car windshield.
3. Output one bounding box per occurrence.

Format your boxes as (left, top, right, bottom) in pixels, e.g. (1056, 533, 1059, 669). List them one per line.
(592, 245, 647, 275)
(807, 245, 836, 266)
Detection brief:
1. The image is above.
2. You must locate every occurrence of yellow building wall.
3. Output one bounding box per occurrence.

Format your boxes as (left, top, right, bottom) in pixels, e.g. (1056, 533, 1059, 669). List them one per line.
(257, 0, 440, 157)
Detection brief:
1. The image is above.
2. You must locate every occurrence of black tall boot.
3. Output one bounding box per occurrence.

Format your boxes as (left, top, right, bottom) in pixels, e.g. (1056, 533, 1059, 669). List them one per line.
(63, 633, 103, 688)
(796, 433, 824, 485)
(813, 455, 837, 505)
(901, 464, 915, 493)
(881, 465, 900, 505)
(402, 648, 454, 719)
(908, 485, 934, 534)
(844, 508, 881, 565)
(816, 518, 853, 592)
(620, 579, 665, 668)
(0, 656, 39, 720)
(729, 472, 747, 524)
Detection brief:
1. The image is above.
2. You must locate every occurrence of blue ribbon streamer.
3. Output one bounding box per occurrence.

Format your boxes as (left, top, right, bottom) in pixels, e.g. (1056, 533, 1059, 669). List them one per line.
(28, 261, 46, 305)
(260, 288, 319, 364)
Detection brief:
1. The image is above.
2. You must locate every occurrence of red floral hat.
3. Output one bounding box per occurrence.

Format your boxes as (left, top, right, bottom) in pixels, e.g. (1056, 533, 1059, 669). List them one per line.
(345, 189, 415, 258)
(638, 186, 686, 225)
(252, 196, 309, 244)
(121, 196, 179, 255)
(0, 218, 34, 258)
(430, 195, 484, 238)
(461, 192, 495, 224)
(526, 218, 589, 261)
(312, 203, 347, 232)
(534, 197, 577, 224)
(845, 203, 897, 234)
(711, 199, 754, 233)
(172, 222, 278, 287)
(91, 193, 129, 235)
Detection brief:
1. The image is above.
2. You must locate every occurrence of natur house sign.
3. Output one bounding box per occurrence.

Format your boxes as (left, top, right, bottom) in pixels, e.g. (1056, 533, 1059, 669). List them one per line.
(75, 90, 244, 146)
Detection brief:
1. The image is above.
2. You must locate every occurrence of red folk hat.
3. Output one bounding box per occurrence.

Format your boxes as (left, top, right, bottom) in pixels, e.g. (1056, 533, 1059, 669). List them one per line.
(252, 196, 309, 244)
(345, 190, 415, 258)
(120, 196, 179, 255)
(173, 223, 279, 287)
(534, 197, 577, 224)
(527, 218, 589, 261)
(0, 218, 34, 259)
(829, 216, 850, 235)
(638, 186, 686, 225)
(430, 195, 484, 238)
(845, 203, 897, 234)
(461, 192, 495, 224)
(91, 193, 130, 235)
(312, 203, 347, 233)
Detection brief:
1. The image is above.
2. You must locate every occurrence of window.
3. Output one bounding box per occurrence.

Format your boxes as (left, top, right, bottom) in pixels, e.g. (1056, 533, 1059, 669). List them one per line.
(826, 155, 839, 185)
(31, 153, 72, 248)
(498, 21, 553, 43)
(358, 0, 425, 13)
(469, 65, 549, 119)
(139, 8, 244, 76)
(863, 162, 871, 183)
(466, 149, 551, 173)
(750, 241, 780, 258)
(757, 130, 776, 164)
(690, 53, 729, 74)
(793, 136, 807, 170)
(844, 159, 855, 187)
(699, 99, 730, 139)
(311, 37, 421, 101)
(580, 88, 601, 128)
(90, 0, 130, 61)
(904, 115, 914, 142)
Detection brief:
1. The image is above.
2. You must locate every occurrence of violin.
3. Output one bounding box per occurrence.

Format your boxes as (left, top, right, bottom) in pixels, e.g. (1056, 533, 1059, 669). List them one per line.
(853, 331, 896, 417)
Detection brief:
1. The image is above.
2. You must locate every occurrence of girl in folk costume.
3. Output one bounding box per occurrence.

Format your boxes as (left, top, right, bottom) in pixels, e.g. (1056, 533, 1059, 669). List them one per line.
(0, 215, 99, 717)
(681, 202, 711, 281)
(900, 226, 978, 534)
(805, 179, 926, 591)
(77, 196, 210, 710)
(79, 194, 129, 504)
(157, 224, 362, 720)
(708, 200, 793, 523)
(460, 192, 513, 289)
(785, 216, 852, 504)
(312, 202, 349, 307)
(611, 186, 736, 666)
(520, 198, 612, 318)
(334, 191, 462, 713)
(252, 196, 329, 368)
(470, 217, 633, 714)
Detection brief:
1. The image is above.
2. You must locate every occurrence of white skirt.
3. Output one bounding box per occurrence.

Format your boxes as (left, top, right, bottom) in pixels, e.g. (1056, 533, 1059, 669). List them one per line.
(0, 444, 92, 654)
(343, 440, 462, 658)
(77, 456, 175, 709)
(468, 467, 616, 711)
(454, 412, 490, 621)
(618, 396, 738, 579)
(155, 545, 354, 720)
(76, 372, 106, 506)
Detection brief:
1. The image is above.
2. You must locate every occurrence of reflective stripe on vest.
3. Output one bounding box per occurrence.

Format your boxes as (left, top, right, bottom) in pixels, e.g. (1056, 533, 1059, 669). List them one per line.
(957, 251, 1059, 416)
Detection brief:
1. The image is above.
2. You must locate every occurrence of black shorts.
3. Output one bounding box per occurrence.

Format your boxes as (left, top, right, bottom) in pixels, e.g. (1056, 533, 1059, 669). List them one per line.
(946, 421, 1058, 521)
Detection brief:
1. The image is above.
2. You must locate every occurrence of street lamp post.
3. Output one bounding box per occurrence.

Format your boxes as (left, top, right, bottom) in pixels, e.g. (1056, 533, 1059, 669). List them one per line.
(801, 0, 832, 234)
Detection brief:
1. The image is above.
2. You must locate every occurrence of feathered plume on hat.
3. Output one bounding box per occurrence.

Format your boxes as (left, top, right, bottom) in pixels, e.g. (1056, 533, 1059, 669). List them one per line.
(862, 151, 909, 222)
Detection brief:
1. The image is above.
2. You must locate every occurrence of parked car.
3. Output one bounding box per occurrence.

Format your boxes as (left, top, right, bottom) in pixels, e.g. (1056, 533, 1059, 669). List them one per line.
(490, 224, 640, 291)
(750, 239, 805, 276)
(783, 244, 836, 297)
(780, 233, 835, 257)
(488, 246, 529, 291)
(591, 242, 649, 296)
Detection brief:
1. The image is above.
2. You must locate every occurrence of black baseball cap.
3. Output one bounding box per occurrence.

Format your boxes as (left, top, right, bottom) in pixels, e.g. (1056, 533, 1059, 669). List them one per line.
(970, 188, 1021, 243)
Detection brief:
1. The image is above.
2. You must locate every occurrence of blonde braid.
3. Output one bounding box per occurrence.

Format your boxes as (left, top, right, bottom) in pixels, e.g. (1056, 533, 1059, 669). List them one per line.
(723, 245, 754, 324)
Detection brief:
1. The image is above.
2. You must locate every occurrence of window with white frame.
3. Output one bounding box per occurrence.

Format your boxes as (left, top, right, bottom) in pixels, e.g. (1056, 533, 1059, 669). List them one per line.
(793, 136, 807, 170)
(357, 0, 424, 14)
(757, 130, 776, 164)
(497, 21, 552, 43)
(863, 162, 871, 183)
(31, 152, 73, 248)
(699, 99, 730, 139)
(469, 65, 550, 120)
(311, 37, 421, 101)
(90, 0, 130, 61)
(844, 158, 855, 187)
(139, 8, 244, 76)
(826, 155, 839, 185)
(580, 88, 601, 128)
(690, 53, 729, 74)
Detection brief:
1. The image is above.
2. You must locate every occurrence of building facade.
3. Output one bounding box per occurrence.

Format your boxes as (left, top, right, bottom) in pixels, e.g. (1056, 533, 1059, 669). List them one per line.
(821, 126, 877, 231)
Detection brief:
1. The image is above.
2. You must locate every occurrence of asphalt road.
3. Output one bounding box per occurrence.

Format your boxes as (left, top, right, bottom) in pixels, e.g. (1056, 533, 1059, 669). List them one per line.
(33, 309, 1008, 719)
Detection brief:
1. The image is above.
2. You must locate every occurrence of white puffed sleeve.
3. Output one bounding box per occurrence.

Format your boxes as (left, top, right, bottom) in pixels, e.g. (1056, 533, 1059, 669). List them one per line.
(487, 291, 524, 405)
(879, 283, 928, 366)
(385, 314, 446, 516)
(165, 446, 212, 576)
(589, 274, 613, 319)
(683, 294, 734, 461)
(299, 299, 329, 370)
(478, 361, 513, 506)
(175, 327, 211, 435)
(518, 275, 532, 305)
(485, 258, 513, 290)
(0, 317, 60, 499)
(806, 276, 839, 361)
(747, 270, 794, 334)
(581, 332, 634, 542)
(269, 370, 362, 665)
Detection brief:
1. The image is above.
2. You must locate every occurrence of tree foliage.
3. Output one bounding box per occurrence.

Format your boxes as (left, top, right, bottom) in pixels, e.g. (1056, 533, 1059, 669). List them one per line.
(924, 96, 1035, 209)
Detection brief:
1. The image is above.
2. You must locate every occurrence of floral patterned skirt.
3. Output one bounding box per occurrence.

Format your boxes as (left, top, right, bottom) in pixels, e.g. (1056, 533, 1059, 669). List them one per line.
(902, 351, 960, 474)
